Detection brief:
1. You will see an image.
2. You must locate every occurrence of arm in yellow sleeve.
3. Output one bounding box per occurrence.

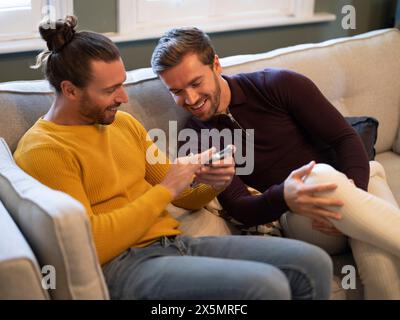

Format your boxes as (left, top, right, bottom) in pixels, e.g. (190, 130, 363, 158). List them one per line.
(15, 146, 173, 265)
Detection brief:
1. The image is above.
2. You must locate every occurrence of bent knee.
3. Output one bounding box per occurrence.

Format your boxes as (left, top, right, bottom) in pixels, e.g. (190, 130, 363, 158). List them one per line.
(288, 240, 333, 273)
(296, 243, 333, 299)
(369, 160, 387, 181)
(304, 163, 348, 186)
(303, 243, 333, 275)
(247, 267, 291, 300)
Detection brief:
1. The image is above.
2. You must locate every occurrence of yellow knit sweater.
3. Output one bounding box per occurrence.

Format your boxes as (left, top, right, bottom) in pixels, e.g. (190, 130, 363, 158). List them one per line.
(14, 111, 219, 265)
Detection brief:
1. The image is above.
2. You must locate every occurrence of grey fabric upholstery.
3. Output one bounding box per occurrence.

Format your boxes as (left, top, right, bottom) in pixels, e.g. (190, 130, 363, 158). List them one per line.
(0, 200, 48, 300)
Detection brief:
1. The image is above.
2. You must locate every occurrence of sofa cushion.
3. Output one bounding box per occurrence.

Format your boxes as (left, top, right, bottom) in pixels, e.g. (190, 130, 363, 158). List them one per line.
(0, 200, 48, 300)
(392, 127, 400, 155)
(0, 138, 109, 300)
(0, 80, 53, 153)
(375, 151, 400, 206)
(345, 116, 379, 161)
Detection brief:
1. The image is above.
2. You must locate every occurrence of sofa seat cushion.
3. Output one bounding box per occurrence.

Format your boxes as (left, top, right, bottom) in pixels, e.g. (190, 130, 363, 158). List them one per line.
(0, 138, 109, 300)
(392, 127, 400, 155)
(0, 200, 48, 300)
(375, 151, 400, 206)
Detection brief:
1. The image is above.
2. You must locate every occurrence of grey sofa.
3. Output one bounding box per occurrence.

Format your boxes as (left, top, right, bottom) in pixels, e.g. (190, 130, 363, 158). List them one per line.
(0, 28, 399, 300)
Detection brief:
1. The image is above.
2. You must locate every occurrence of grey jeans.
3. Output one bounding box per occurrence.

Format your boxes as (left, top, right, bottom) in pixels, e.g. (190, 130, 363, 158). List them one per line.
(102, 235, 332, 300)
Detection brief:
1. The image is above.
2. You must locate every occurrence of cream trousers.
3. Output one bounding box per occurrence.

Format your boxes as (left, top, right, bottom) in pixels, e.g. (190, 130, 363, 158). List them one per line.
(280, 161, 400, 299)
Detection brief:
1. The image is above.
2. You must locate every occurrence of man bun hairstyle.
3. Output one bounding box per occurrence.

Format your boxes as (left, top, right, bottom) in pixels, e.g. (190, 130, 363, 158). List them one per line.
(32, 15, 121, 93)
(40, 15, 77, 52)
(151, 27, 216, 75)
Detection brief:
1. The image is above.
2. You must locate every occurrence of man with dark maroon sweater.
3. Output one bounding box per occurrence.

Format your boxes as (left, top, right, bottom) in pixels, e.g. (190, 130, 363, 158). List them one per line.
(183, 68, 370, 228)
(151, 27, 400, 299)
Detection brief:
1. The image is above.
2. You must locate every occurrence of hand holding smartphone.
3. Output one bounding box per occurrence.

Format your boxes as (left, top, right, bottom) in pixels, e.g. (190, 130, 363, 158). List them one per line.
(205, 145, 235, 166)
(190, 145, 235, 188)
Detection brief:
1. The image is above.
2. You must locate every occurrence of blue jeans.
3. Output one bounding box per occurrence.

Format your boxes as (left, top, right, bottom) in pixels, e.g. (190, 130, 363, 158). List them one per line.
(102, 235, 332, 300)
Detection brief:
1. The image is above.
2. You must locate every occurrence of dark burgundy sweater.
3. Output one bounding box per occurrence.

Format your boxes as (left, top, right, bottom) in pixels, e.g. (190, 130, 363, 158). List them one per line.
(184, 69, 370, 226)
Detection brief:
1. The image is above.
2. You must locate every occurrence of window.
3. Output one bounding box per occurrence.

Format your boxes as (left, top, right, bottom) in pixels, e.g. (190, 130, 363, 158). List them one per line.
(0, 0, 73, 53)
(116, 0, 335, 42)
(396, 0, 400, 28)
(0, 0, 42, 41)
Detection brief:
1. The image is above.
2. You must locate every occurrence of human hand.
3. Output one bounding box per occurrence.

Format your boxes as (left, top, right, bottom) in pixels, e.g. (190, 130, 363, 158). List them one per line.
(284, 161, 344, 224)
(195, 148, 236, 191)
(312, 218, 343, 236)
(160, 148, 214, 198)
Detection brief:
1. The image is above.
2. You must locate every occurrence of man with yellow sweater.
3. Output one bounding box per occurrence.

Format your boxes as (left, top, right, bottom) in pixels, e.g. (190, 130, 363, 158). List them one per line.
(14, 16, 333, 300)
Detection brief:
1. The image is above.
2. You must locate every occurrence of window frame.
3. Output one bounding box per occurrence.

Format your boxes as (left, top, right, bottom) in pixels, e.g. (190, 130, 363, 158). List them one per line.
(114, 0, 335, 42)
(0, 0, 73, 54)
(0, 0, 336, 54)
(0, 0, 42, 41)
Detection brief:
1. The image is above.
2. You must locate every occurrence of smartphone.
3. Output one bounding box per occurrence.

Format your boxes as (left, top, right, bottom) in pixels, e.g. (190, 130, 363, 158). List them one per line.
(190, 145, 235, 188)
(205, 145, 235, 165)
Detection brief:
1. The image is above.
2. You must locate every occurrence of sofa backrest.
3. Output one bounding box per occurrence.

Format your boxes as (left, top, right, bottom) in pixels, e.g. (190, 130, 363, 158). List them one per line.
(220, 28, 400, 154)
(0, 199, 49, 300)
(0, 28, 399, 156)
(0, 138, 109, 300)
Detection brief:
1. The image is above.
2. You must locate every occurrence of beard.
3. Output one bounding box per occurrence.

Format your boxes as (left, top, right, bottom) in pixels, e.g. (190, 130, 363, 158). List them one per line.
(191, 72, 221, 121)
(207, 72, 222, 119)
(79, 92, 120, 125)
